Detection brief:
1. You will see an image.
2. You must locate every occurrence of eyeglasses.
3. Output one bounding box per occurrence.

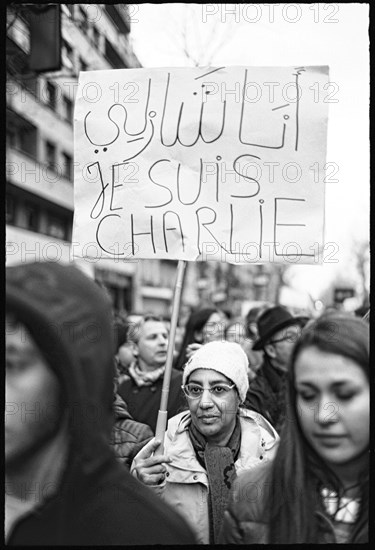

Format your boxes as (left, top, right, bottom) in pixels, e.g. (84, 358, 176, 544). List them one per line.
(181, 383, 235, 399)
(269, 332, 300, 345)
(268, 336, 294, 344)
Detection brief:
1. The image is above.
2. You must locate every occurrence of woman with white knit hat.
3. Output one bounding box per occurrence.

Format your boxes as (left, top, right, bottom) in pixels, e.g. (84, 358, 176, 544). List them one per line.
(131, 341, 279, 544)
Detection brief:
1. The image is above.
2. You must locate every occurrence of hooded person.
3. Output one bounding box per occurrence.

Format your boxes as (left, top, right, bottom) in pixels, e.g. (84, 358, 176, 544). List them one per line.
(131, 340, 279, 544)
(5, 261, 196, 545)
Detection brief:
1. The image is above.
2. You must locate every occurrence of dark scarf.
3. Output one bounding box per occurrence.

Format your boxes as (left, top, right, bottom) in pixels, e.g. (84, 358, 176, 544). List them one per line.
(189, 416, 241, 544)
(263, 356, 288, 431)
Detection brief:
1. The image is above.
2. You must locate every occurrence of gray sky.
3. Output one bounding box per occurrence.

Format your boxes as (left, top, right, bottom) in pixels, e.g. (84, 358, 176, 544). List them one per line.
(129, 3, 369, 301)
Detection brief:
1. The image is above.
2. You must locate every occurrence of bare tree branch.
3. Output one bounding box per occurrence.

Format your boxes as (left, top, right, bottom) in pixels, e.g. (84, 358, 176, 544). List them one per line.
(174, 5, 241, 67)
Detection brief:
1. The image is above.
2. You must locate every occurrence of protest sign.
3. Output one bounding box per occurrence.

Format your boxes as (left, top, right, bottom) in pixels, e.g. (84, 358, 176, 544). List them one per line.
(73, 66, 329, 265)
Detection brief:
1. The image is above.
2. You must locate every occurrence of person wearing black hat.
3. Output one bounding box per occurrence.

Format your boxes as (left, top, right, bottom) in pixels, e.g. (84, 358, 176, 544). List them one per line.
(243, 305, 308, 432)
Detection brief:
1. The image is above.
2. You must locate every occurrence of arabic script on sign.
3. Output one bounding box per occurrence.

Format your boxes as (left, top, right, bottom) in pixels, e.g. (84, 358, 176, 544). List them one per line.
(73, 66, 329, 264)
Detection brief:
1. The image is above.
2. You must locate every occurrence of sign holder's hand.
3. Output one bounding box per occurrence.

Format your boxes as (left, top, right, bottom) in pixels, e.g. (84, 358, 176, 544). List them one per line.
(132, 438, 171, 486)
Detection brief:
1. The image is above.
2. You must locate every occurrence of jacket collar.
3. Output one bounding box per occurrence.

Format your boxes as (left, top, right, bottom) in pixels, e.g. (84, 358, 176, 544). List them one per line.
(165, 408, 279, 478)
(165, 411, 205, 474)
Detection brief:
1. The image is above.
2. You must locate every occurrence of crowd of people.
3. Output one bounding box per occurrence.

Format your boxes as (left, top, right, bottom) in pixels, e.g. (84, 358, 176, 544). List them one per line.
(5, 261, 369, 544)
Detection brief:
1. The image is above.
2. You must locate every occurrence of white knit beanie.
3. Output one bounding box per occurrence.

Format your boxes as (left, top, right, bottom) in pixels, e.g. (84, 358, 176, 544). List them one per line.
(182, 341, 249, 403)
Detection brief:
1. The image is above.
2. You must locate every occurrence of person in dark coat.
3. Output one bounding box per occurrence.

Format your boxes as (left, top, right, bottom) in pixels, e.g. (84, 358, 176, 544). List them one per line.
(110, 313, 154, 468)
(243, 306, 308, 432)
(118, 314, 186, 432)
(5, 262, 196, 545)
(110, 393, 153, 469)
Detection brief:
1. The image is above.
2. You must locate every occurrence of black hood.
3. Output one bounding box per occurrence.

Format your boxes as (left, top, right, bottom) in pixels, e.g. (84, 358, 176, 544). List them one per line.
(6, 261, 116, 473)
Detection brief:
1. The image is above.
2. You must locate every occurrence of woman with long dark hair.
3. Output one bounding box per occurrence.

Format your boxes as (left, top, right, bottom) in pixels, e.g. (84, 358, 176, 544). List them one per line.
(222, 313, 369, 543)
(174, 307, 226, 371)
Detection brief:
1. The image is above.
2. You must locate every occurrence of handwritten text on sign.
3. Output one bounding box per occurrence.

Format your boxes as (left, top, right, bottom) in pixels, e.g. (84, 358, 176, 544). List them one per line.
(73, 66, 328, 264)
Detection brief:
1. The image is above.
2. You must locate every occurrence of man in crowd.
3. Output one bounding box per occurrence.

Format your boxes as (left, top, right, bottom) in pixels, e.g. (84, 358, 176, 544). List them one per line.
(244, 305, 308, 432)
(5, 261, 196, 545)
(118, 315, 185, 432)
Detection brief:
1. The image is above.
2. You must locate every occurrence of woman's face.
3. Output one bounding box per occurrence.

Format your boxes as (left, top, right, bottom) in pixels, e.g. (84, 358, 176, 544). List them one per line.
(187, 369, 240, 445)
(295, 346, 369, 467)
(225, 322, 247, 344)
(202, 312, 226, 344)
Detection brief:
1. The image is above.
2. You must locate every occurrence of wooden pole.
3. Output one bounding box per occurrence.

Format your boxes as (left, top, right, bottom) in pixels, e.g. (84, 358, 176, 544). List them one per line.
(154, 260, 186, 455)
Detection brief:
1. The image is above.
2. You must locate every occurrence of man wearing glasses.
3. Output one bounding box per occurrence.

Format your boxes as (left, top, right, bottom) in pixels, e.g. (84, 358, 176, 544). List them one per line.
(244, 305, 308, 432)
(131, 341, 279, 544)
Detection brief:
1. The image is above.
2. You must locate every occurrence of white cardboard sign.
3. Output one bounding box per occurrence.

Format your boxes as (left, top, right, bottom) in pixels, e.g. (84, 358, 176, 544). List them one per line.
(73, 66, 328, 264)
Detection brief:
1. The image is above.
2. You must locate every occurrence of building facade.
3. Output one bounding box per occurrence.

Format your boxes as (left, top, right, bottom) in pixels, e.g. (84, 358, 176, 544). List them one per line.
(6, 3, 288, 320)
(6, 4, 186, 317)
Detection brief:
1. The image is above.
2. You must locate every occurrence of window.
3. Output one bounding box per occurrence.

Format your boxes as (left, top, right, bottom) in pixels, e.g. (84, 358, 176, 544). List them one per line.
(63, 95, 73, 124)
(7, 126, 17, 149)
(79, 56, 88, 72)
(45, 81, 57, 110)
(104, 5, 131, 35)
(105, 38, 125, 69)
(63, 4, 74, 17)
(6, 109, 38, 159)
(78, 6, 88, 33)
(20, 128, 37, 157)
(92, 26, 101, 48)
(45, 141, 56, 170)
(62, 39, 74, 69)
(6, 37, 38, 95)
(6, 183, 73, 240)
(7, 14, 30, 53)
(62, 152, 73, 181)
(47, 215, 67, 240)
(25, 202, 39, 232)
(6, 194, 15, 224)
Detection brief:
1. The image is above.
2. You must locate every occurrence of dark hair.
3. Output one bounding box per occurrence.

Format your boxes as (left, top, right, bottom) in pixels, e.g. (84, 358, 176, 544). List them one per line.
(113, 313, 129, 351)
(174, 308, 219, 370)
(268, 313, 369, 543)
(244, 305, 269, 340)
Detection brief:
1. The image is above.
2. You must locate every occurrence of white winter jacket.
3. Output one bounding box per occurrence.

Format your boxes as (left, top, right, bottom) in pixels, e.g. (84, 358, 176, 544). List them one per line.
(132, 408, 279, 544)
